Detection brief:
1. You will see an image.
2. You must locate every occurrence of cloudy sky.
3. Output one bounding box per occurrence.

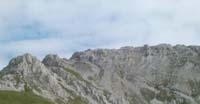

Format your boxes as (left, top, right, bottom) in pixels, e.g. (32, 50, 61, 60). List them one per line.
(0, 0, 200, 69)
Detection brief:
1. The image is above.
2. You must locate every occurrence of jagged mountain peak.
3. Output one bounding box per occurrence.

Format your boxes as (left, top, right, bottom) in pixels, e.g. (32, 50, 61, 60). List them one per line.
(42, 54, 61, 66)
(1, 53, 47, 76)
(70, 44, 200, 60)
(8, 53, 39, 65)
(42, 54, 71, 68)
(1, 44, 200, 104)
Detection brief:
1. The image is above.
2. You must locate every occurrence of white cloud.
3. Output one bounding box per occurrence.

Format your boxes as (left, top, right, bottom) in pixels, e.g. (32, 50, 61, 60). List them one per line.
(0, 0, 200, 69)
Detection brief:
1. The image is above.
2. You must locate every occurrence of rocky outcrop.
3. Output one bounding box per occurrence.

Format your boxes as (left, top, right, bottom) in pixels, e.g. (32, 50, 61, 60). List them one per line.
(0, 44, 200, 104)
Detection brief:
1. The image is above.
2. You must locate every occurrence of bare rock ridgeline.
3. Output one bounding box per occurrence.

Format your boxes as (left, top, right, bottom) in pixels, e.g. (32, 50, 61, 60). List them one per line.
(0, 44, 200, 104)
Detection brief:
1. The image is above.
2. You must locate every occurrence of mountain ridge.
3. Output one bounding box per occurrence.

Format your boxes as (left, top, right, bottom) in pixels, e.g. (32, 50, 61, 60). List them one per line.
(0, 44, 200, 104)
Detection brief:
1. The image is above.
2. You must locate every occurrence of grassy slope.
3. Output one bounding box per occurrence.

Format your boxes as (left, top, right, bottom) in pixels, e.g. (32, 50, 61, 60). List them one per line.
(0, 91, 54, 104)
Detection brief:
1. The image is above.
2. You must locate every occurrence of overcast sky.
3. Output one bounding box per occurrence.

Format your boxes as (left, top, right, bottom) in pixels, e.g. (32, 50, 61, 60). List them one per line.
(0, 0, 200, 69)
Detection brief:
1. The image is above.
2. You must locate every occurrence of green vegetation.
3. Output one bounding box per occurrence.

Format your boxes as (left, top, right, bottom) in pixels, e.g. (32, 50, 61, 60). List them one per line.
(24, 83, 32, 92)
(140, 88, 155, 102)
(0, 73, 3, 80)
(59, 83, 90, 104)
(14, 75, 21, 85)
(101, 51, 108, 57)
(154, 88, 192, 104)
(127, 93, 144, 104)
(156, 89, 176, 102)
(103, 90, 111, 98)
(82, 62, 92, 70)
(55, 98, 65, 104)
(67, 96, 88, 104)
(64, 68, 92, 86)
(64, 68, 84, 81)
(87, 74, 98, 81)
(87, 76, 93, 80)
(188, 79, 200, 97)
(59, 83, 74, 95)
(117, 70, 125, 79)
(0, 91, 54, 104)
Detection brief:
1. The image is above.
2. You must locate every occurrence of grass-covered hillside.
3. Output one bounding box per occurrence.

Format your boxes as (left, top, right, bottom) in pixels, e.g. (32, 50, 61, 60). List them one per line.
(0, 91, 54, 104)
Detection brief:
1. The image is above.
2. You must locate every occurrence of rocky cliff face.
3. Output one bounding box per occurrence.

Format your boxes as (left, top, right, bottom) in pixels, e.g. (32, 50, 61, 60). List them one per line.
(0, 44, 200, 104)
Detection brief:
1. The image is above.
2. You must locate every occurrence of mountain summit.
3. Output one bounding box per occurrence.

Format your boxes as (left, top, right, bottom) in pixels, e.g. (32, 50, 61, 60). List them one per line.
(0, 44, 200, 104)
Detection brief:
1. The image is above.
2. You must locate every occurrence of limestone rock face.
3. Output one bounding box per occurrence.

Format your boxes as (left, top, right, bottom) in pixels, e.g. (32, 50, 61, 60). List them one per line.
(0, 44, 200, 104)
